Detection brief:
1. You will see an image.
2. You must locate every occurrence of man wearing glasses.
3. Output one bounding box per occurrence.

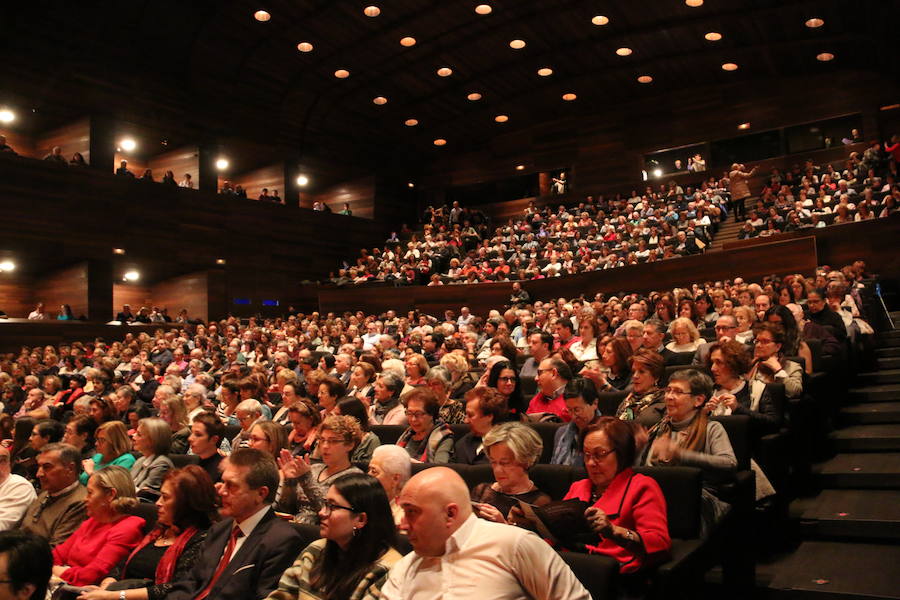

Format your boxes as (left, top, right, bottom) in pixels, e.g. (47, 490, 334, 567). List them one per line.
(19, 444, 86, 548)
(692, 315, 740, 367)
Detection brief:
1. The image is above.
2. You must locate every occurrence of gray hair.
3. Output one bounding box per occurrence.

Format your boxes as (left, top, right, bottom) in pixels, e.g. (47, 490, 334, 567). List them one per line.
(378, 371, 405, 397)
(669, 368, 714, 400)
(424, 365, 452, 388)
(483, 422, 544, 469)
(643, 318, 666, 334)
(39, 443, 83, 474)
(236, 399, 263, 416)
(371, 444, 411, 487)
(185, 383, 208, 399)
(138, 417, 172, 456)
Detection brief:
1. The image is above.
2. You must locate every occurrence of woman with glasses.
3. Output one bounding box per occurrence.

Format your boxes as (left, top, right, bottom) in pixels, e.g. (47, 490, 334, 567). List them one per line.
(80, 421, 136, 485)
(471, 422, 550, 524)
(486, 360, 525, 419)
(638, 369, 737, 533)
(286, 399, 322, 458)
(266, 474, 402, 600)
(395, 389, 454, 464)
(276, 415, 364, 525)
(551, 378, 601, 467)
(248, 421, 289, 458)
(561, 417, 670, 574)
(747, 322, 803, 399)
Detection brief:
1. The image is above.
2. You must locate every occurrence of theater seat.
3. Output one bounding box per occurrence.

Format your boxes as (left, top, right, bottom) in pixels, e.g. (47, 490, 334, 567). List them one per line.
(371, 425, 405, 445)
(527, 422, 564, 464)
(559, 551, 619, 598)
(169, 454, 200, 468)
(520, 375, 537, 398)
(125, 501, 159, 534)
(596, 391, 627, 417)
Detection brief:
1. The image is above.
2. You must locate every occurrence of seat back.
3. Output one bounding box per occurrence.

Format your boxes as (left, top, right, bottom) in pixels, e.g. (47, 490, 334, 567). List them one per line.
(596, 391, 627, 417)
(372, 425, 405, 445)
(526, 422, 564, 464)
(634, 466, 702, 539)
(710, 415, 751, 471)
(169, 454, 200, 469)
(449, 424, 470, 440)
(520, 375, 537, 398)
(125, 501, 159, 534)
(528, 464, 582, 500)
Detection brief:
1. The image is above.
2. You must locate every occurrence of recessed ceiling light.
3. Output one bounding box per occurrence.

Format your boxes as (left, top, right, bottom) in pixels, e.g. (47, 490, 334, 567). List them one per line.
(297, 42, 313, 52)
(738, 122, 751, 130)
(562, 93, 577, 101)
(591, 15, 609, 26)
(296, 175, 309, 186)
(475, 4, 492, 15)
(495, 114, 509, 123)
(363, 6, 380, 17)
(433, 138, 447, 146)
(373, 96, 388, 105)
(253, 10, 270, 22)
(0, 260, 15, 272)
(119, 138, 137, 152)
(616, 47, 633, 56)
(112, 248, 125, 255)
(721, 62, 739, 71)
(816, 52, 834, 62)
(0, 109, 15, 123)
(437, 67, 453, 77)
(805, 17, 824, 28)
(509, 39, 526, 49)
(407, 182, 415, 188)
(334, 69, 350, 78)
(537, 67, 553, 76)
(685, 0, 703, 6)
(515, 165, 525, 170)
(637, 75, 653, 83)
(215, 158, 229, 170)
(467, 92, 482, 101)
(405, 118, 419, 126)
(215, 258, 226, 265)
(400, 36, 416, 47)
(123, 270, 140, 282)
(704, 32, 722, 41)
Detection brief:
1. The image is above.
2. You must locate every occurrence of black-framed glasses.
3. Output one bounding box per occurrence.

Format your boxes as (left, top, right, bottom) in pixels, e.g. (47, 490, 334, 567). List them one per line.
(497, 376, 517, 382)
(322, 499, 356, 515)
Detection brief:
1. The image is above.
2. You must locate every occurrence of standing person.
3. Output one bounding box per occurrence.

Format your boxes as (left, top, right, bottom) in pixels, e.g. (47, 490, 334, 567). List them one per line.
(165, 449, 304, 600)
(729, 163, 758, 222)
(379, 467, 590, 600)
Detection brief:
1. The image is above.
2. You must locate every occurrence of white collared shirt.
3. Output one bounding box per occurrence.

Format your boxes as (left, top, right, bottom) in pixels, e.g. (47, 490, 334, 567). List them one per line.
(380, 514, 590, 600)
(230, 503, 271, 559)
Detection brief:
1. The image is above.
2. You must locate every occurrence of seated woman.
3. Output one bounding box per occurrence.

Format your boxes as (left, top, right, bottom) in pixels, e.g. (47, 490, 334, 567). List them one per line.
(562, 417, 671, 574)
(551, 378, 601, 467)
(286, 399, 322, 458)
(663, 317, 704, 364)
(733, 306, 756, 344)
(404, 353, 429, 387)
(453, 386, 509, 465)
(187, 413, 225, 484)
(81, 421, 136, 485)
(748, 322, 803, 399)
(569, 318, 600, 363)
(367, 445, 411, 528)
(158, 396, 190, 455)
(130, 418, 174, 499)
(471, 422, 550, 524)
(368, 372, 407, 426)
(396, 388, 454, 463)
(277, 415, 364, 525)
(440, 352, 477, 400)
(639, 369, 737, 533)
(52, 466, 145, 586)
(581, 336, 633, 392)
(424, 366, 467, 425)
(765, 305, 815, 376)
(705, 340, 782, 434)
(63, 414, 97, 460)
(347, 363, 376, 404)
(79, 466, 219, 600)
(317, 377, 345, 420)
(615, 350, 666, 429)
(485, 360, 525, 419)
(249, 420, 289, 457)
(335, 397, 380, 464)
(266, 474, 402, 600)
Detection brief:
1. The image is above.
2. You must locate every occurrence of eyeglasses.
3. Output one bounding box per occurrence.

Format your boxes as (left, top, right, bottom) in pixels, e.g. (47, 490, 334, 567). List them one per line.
(321, 499, 356, 515)
(497, 376, 516, 382)
(405, 411, 427, 419)
(664, 387, 694, 396)
(318, 437, 347, 446)
(583, 447, 616, 463)
(536, 368, 554, 375)
(715, 325, 737, 331)
(248, 435, 269, 444)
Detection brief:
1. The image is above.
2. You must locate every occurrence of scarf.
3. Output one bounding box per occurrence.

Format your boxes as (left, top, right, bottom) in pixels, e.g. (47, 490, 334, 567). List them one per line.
(615, 388, 663, 421)
(397, 423, 452, 462)
(124, 526, 199, 584)
(372, 398, 399, 423)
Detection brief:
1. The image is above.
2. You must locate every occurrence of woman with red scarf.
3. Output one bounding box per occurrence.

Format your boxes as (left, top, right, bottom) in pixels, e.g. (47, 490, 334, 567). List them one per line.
(77, 466, 219, 600)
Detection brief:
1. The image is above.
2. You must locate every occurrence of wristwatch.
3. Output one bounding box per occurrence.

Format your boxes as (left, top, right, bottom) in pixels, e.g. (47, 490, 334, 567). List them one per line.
(120, 592, 127, 600)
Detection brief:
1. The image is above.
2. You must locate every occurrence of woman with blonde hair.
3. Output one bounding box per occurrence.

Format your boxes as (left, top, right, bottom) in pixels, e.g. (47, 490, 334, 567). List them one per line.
(81, 421, 136, 485)
(52, 466, 145, 585)
(440, 352, 476, 400)
(130, 417, 174, 497)
(158, 394, 190, 454)
(664, 317, 703, 354)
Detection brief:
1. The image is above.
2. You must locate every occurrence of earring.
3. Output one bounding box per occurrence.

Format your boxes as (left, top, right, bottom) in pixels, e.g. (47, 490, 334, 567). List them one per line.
(352, 526, 359, 537)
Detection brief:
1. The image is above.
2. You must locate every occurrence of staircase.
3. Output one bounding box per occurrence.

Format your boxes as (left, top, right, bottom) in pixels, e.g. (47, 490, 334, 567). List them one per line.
(709, 196, 757, 251)
(770, 312, 900, 599)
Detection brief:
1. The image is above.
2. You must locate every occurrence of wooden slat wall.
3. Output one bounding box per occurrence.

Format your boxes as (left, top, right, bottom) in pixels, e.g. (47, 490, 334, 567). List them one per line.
(34, 263, 89, 320)
(0, 273, 34, 317)
(229, 163, 285, 201)
(112, 283, 152, 313)
(152, 272, 209, 323)
(148, 146, 199, 187)
(309, 175, 375, 218)
(34, 118, 90, 163)
(0, 320, 181, 353)
(318, 237, 819, 317)
(0, 128, 36, 158)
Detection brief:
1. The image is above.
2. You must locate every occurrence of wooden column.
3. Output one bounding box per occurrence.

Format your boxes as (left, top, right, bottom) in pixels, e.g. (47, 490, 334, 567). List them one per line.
(87, 259, 113, 322)
(88, 116, 116, 173)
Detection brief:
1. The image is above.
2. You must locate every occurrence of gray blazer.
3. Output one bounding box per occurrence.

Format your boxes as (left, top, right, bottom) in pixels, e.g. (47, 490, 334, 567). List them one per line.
(131, 454, 174, 493)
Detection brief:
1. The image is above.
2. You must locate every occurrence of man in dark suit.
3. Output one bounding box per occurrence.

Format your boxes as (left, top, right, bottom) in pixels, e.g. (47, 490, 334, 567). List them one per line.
(167, 448, 304, 600)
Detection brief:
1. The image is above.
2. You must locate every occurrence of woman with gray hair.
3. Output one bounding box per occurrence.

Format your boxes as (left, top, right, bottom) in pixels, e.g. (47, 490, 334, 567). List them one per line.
(470, 422, 550, 524)
(367, 444, 412, 527)
(424, 365, 466, 425)
(369, 372, 407, 426)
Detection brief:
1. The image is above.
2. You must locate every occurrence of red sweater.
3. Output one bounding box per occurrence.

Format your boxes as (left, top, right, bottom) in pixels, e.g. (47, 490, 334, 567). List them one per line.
(527, 392, 571, 421)
(53, 515, 145, 585)
(564, 468, 671, 573)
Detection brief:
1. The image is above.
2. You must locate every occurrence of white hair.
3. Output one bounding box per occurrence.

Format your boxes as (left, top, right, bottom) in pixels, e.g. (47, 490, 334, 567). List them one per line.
(372, 444, 411, 486)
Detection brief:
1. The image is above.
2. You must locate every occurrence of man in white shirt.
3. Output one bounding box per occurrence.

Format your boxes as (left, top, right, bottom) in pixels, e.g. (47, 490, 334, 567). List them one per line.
(27, 302, 46, 320)
(0, 447, 37, 531)
(381, 467, 590, 600)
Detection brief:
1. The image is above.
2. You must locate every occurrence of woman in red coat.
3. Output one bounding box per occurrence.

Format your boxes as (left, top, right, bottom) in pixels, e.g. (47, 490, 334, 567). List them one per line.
(563, 417, 671, 574)
(52, 465, 145, 586)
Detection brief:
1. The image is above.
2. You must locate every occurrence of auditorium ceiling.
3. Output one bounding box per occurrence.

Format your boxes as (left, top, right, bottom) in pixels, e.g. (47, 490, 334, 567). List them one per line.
(1, 0, 896, 169)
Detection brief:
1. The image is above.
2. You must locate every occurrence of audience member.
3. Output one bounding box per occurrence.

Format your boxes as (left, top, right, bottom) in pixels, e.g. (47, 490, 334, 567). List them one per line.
(20, 443, 87, 547)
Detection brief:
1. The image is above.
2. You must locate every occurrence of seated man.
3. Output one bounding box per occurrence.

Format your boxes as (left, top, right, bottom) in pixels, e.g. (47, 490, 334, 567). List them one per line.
(19, 443, 87, 548)
(381, 467, 590, 600)
(167, 448, 304, 600)
(526, 357, 572, 422)
(0, 447, 36, 531)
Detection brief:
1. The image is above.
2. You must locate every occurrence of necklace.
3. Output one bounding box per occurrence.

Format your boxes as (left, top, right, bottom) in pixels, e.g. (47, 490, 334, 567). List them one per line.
(497, 478, 535, 496)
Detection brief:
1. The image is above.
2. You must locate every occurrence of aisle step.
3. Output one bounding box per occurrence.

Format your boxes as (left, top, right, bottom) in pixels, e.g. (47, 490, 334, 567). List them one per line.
(856, 369, 900, 385)
(839, 402, 900, 425)
(815, 453, 900, 488)
(876, 347, 900, 358)
(877, 357, 900, 370)
(769, 541, 900, 599)
(830, 424, 900, 452)
(799, 489, 900, 542)
(847, 384, 900, 403)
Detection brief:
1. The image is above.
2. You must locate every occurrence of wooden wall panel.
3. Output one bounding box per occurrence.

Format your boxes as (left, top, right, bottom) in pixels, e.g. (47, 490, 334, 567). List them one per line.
(0, 273, 34, 318)
(148, 146, 199, 188)
(34, 118, 90, 163)
(231, 163, 285, 201)
(112, 283, 152, 314)
(309, 175, 375, 218)
(0, 321, 181, 353)
(34, 263, 89, 320)
(0, 129, 35, 158)
(152, 272, 209, 323)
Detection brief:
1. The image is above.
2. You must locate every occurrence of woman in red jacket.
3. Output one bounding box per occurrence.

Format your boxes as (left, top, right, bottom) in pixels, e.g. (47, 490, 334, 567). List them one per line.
(52, 465, 145, 585)
(563, 417, 671, 574)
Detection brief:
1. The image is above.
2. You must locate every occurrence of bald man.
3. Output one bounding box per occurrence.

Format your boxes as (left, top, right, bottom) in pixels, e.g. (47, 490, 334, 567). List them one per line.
(380, 467, 590, 600)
